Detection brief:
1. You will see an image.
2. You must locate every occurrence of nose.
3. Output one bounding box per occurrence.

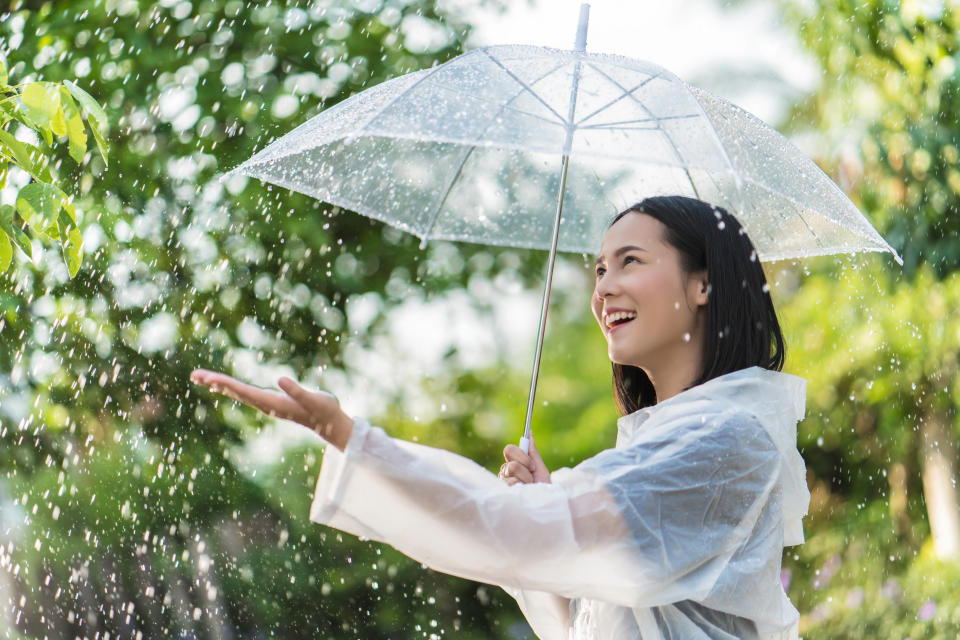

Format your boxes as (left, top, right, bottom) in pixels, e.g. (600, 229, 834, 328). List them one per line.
(593, 270, 618, 302)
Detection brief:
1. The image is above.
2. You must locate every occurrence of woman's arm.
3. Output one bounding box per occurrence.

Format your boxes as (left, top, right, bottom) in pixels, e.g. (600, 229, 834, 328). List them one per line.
(193, 370, 574, 636)
(193, 371, 783, 619)
(309, 412, 781, 611)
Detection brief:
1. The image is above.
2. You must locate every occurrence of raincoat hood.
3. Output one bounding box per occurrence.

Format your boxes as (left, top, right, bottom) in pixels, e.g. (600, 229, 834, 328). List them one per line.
(616, 366, 809, 546)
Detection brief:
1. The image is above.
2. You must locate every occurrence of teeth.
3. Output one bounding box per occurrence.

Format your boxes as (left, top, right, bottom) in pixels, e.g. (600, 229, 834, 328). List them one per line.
(605, 310, 637, 328)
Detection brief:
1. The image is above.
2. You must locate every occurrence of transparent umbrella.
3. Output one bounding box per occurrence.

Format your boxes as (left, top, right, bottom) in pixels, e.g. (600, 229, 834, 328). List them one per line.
(229, 4, 900, 452)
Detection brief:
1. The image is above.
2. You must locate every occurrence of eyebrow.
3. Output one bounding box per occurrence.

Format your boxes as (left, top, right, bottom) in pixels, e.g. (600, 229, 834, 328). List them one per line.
(594, 245, 648, 267)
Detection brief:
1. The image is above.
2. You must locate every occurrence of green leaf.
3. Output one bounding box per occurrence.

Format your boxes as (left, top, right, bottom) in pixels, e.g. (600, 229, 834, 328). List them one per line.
(88, 114, 108, 167)
(57, 213, 83, 277)
(64, 227, 82, 276)
(0, 228, 11, 271)
(21, 82, 59, 130)
(38, 123, 53, 146)
(0, 100, 16, 124)
(62, 197, 77, 224)
(16, 181, 62, 230)
(0, 204, 31, 259)
(64, 80, 107, 130)
(66, 114, 86, 162)
(0, 128, 39, 176)
(51, 103, 67, 138)
(59, 88, 87, 163)
(0, 100, 47, 138)
(0, 58, 7, 87)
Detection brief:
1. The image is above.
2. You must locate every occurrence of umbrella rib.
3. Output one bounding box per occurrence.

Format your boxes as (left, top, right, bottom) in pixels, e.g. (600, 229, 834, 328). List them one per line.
(662, 129, 703, 199)
(418, 144, 478, 248)
(419, 62, 565, 246)
(481, 49, 569, 125)
(745, 179, 832, 250)
(573, 69, 663, 127)
(582, 64, 714, 199)
(579, 63, 663, 125)
(577, 113, 701, 130)
(351, 65, 451, 138)
(422, 65, 575, 129)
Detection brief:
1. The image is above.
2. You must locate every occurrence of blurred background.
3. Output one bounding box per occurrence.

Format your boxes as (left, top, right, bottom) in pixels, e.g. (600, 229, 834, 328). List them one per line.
(1, 0, 960, 638)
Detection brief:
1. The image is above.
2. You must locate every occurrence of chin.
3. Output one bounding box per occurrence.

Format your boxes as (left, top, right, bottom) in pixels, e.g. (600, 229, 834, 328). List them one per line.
(608, 349, 643, 368)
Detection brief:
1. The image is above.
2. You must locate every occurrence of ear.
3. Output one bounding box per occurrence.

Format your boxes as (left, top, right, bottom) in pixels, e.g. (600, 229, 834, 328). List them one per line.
(688, 269, 709, 307)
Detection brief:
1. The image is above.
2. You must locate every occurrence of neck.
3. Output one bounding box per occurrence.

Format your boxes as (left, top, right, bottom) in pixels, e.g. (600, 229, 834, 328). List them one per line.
(642, 337, 706, 404)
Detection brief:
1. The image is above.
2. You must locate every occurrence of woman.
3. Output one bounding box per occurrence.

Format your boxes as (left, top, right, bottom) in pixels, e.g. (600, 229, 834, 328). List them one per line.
(192, 196, 809, 639)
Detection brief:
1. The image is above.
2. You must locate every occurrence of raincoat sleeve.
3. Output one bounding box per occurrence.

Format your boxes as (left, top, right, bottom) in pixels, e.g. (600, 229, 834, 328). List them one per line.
(309, 410, 781, 615)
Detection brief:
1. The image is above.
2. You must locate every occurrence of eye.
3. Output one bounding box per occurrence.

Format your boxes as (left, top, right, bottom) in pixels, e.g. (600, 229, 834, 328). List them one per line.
(624, 255, 642, 265)
(595, 265, 606, 278)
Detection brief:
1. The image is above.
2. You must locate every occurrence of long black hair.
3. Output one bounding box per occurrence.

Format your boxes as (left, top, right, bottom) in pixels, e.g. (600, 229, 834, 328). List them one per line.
(608, 196, 785, 415)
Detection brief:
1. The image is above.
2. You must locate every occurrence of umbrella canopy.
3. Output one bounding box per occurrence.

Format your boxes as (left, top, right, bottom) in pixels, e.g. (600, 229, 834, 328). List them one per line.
(233, 44, 900, 264)
(228, 7, 900, 452)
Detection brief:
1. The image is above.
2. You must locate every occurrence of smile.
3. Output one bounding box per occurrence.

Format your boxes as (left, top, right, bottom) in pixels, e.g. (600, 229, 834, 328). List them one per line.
(603, 309, 637, 332)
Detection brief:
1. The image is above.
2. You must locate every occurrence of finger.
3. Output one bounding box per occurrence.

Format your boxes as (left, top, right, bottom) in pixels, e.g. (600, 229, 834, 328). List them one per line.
(505, 461, 533, 484)
(193, 371, 306, 421)
(526, 437, 552, 483)
(277, 377, 338, 412)
(277, 377, 348, 442)
(503, 444, 534, 472)
(528, 438, 546, 466)
(191, 369, 252, 395)
(503, 477, 522, 487)
(190, 368, 227, 386)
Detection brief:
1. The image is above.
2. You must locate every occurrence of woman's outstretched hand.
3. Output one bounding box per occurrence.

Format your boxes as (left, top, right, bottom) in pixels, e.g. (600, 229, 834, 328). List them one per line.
(499, 438, 551, 486)
(190, 369, 353, 451)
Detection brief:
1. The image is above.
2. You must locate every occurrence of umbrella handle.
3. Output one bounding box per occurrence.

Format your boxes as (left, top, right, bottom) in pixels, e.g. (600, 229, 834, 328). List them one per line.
(519, 436, 530, 455)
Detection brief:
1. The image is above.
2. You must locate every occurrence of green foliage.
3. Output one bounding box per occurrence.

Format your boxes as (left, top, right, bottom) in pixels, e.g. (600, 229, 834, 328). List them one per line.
(774, 257, 960, 636)
(8, 427, 521, 639)
(785, 0, 960, 276)
(767, 1, 960, 632)
(783, 262, 960, 469)
(0, 60, 108, 277)
(783, 501, 960, 639)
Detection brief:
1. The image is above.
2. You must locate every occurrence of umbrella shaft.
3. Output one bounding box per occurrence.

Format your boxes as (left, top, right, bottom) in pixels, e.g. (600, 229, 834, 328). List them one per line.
(522, 152, 572, 448)
(521, 7, 588, 452)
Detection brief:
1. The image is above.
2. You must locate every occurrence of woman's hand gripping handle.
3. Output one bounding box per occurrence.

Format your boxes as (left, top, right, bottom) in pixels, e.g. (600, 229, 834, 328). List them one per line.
(498, 437, 551, 486)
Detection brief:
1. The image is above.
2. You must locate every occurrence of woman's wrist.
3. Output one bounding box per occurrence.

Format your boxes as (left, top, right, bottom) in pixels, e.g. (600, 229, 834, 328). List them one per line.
(316, 407, 353, 451)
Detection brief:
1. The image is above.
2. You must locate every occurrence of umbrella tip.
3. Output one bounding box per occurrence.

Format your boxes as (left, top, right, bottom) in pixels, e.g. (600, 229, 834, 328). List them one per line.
(575, 4, 590, 52)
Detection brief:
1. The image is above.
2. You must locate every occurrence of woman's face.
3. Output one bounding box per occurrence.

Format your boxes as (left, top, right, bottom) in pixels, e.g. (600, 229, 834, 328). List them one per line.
(591, 212, 708, 369)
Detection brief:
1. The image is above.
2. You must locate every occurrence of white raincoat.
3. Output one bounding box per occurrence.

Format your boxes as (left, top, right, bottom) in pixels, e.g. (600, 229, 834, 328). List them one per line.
(310, 366, 809, 639)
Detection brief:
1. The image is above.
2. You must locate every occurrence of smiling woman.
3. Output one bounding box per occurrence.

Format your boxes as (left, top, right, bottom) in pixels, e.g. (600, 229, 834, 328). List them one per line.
(592, 211, 710, 406)
(193, 195, 809, 640)
(595, 197, 786, 414)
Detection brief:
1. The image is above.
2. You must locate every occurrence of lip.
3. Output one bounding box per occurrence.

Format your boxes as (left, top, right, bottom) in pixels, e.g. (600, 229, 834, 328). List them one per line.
(602, 307, 637, 335)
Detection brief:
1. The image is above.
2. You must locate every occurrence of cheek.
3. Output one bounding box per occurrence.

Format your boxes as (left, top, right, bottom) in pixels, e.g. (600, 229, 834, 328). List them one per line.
(590, 291, 602, 325)
(639, 272, 682, 314)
